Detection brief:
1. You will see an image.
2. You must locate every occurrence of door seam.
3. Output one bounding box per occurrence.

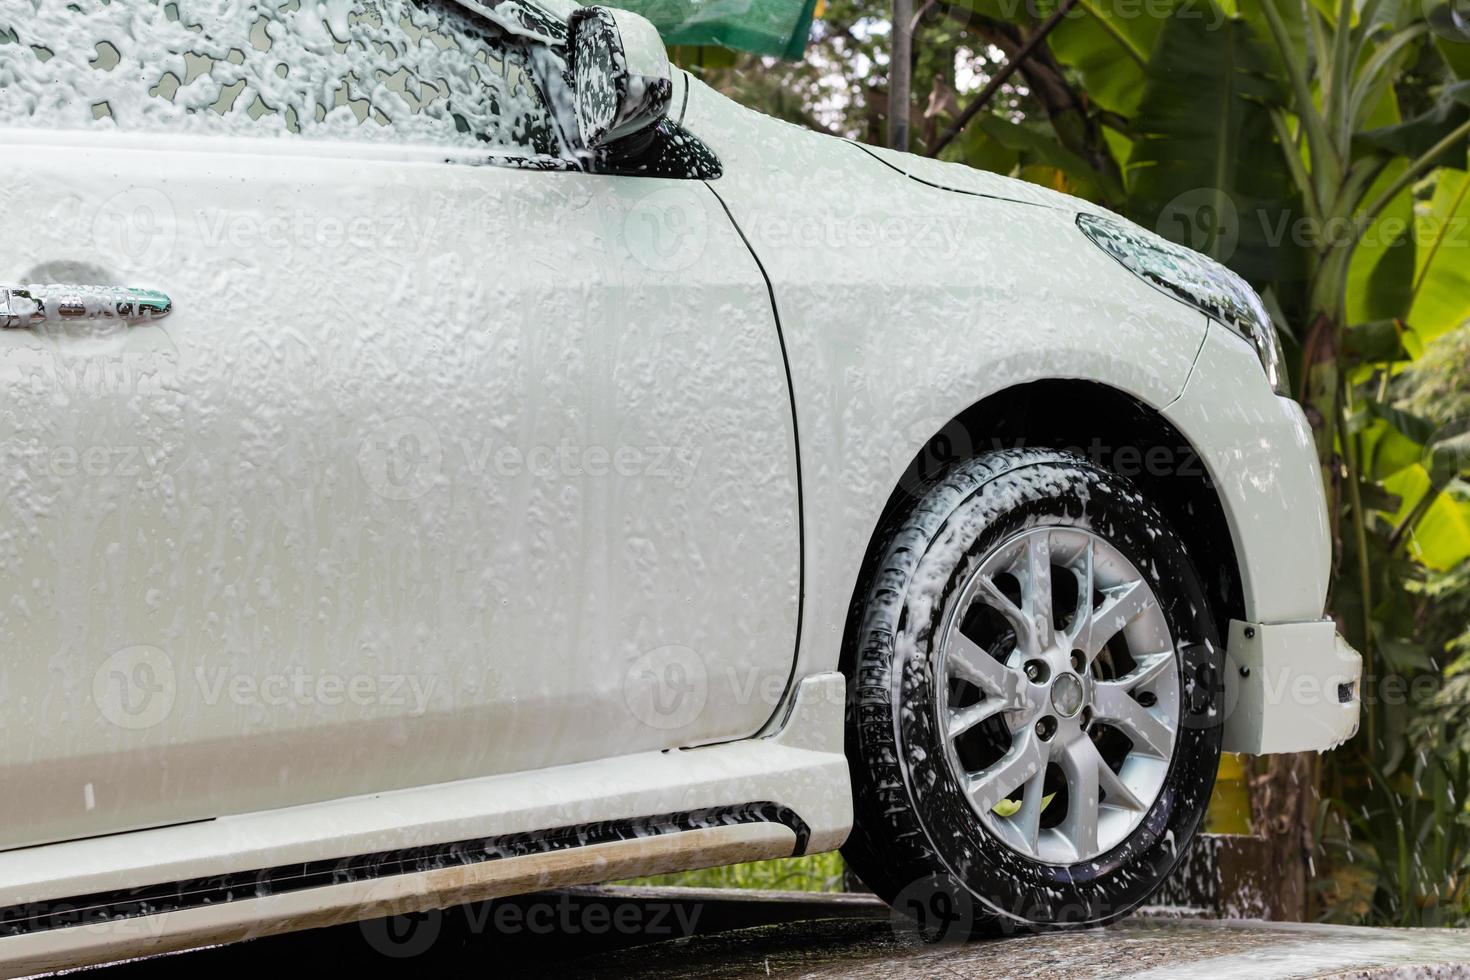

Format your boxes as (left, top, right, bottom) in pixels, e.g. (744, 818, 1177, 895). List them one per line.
(702, 181, 807, 735)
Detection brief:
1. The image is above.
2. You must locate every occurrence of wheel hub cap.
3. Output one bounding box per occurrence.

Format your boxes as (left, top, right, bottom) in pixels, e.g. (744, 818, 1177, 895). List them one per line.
(1050, 674, 1084, 718)
(934, 526, 1181, 865)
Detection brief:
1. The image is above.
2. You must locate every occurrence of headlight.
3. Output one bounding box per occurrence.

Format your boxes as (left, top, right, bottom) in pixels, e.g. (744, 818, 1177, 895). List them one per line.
(1076, 212, 1290, 397)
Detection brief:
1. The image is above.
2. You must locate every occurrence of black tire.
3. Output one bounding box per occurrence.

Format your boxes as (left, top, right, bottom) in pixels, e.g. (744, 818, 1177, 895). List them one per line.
(841, 448, 1223, 935)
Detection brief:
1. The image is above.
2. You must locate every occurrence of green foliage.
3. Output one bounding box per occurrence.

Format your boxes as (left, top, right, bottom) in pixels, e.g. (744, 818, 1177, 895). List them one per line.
(1125, 3, 1303, 284)
(1408, 167, 1470, 345)
(1045, 0, 1175, 117)
(1319, 748, 1470, 927)
(970, 114, 1123, 199)
(618, 852, 847, 892)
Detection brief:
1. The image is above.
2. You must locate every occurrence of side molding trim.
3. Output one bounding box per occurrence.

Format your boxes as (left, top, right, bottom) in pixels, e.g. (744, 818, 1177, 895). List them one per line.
(0, 802, 809, 938)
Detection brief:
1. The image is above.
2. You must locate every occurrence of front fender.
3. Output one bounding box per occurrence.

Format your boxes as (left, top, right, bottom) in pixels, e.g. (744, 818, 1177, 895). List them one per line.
(682, 81, 1210, 685)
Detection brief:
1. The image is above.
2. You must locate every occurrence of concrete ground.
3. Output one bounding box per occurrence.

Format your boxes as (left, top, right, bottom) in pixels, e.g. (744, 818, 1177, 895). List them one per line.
(82, 887, 1470, 979)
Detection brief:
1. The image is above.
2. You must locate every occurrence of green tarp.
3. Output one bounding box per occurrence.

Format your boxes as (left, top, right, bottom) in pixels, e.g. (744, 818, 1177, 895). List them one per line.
(608, 0, 818, 60)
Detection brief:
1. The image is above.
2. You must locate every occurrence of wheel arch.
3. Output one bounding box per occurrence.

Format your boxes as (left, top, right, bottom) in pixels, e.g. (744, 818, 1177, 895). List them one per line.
(837, 379, 1245, 682)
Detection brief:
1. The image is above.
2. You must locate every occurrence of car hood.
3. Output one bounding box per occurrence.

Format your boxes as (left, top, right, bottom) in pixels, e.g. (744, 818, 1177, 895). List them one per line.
(852, 141, 1115, 217)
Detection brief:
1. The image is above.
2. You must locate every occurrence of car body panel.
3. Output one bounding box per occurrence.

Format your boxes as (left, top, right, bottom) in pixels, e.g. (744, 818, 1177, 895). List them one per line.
(1164, 324, 1333, 623)
(0, 672, 849, 976)
(678, 80, 1212, 688)
(0, 127, 800, 850)
(855, 141, 1114, 215)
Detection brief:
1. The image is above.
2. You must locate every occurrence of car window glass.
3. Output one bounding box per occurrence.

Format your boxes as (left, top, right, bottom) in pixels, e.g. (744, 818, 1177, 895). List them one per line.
(0, 0, 559, 157)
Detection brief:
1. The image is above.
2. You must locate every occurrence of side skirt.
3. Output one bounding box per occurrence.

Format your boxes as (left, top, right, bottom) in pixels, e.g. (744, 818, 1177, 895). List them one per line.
(0, 821, 798, 978)
(0, 672, 851, 977)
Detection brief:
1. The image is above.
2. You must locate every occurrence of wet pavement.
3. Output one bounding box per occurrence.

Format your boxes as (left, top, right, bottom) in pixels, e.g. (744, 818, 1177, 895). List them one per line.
(572, 914, 1470, 979)
(82, 887, 1470, 979)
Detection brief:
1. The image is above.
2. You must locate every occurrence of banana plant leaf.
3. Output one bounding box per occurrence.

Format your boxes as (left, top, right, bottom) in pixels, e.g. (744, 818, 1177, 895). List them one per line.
(1357, 81, 1470, 168)
(1124, 2, 1303, 287)
(1044, 0, 1182, 118)
(1407, 167, 1470, 346)
(1348, 161, 1417, 327)
(1385, 465, 1470, 571)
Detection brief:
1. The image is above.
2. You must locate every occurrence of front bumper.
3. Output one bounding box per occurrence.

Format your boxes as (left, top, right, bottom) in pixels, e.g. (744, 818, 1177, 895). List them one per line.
(1220, 619, 1363, 754)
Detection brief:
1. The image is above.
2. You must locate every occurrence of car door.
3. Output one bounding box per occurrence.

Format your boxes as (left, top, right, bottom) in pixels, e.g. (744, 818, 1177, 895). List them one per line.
(0, 0, 800, 850)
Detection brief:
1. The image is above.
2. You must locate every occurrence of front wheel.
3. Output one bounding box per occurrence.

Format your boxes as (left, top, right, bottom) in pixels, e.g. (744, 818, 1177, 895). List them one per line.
(842, 449, 1223, 934)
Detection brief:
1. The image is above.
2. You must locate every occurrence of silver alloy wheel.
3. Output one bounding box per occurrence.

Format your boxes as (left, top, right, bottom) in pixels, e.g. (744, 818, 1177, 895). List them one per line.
(935, 526, 1180, 865)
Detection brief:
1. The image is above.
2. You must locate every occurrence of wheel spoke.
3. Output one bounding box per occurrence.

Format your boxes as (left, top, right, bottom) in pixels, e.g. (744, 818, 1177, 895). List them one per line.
(1097, 755, 1148, 812)
(1077, 579, 1153, 660)
(969, 730, 1047, 814)
(947, 698, 1007, 740)
(1019, 531, 1055, 648)
(1094, 680, 1175, 759)
(1118, 651, 1175, 691)
(1058, 734, 1101, 858)
(1012, 767, 1047, 853)
(946, 632, 1023, 705)
(974, 576, 1036, 652)
(1065, 537, 1095, 646)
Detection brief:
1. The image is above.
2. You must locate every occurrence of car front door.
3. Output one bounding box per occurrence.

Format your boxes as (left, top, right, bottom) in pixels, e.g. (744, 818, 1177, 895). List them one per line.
(0, 0, 799, 850)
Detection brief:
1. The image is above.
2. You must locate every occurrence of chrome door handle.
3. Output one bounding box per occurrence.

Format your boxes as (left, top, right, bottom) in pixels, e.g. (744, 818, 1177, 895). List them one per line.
(0, 285, 173, 329)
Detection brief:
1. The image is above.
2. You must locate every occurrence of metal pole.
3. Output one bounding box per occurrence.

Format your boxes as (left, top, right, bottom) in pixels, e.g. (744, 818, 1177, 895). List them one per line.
(890, 0, 913, 150)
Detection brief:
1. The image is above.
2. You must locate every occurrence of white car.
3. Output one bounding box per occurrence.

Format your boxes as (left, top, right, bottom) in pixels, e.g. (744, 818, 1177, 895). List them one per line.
(0, 0, 1360, 972)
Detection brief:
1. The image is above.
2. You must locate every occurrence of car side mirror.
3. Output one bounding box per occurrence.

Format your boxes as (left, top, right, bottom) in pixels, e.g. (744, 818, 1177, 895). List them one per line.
(567, 6, 673, 150)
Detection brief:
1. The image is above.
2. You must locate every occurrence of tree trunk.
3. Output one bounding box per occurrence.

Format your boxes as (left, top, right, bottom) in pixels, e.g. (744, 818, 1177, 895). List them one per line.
(1250, 752, 1321, 920)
